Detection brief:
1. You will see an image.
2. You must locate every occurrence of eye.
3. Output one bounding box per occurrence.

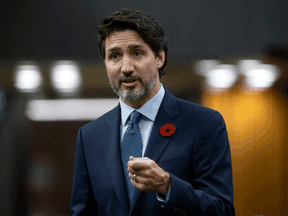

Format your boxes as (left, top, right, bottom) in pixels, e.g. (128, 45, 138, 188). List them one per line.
(109, 53, 120, 60)
(133, 51, 143, 57)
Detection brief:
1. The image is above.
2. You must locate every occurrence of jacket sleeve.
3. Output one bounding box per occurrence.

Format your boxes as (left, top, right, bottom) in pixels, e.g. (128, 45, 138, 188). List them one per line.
(164, 111, 235, 216)
(70, 128, 98, 216)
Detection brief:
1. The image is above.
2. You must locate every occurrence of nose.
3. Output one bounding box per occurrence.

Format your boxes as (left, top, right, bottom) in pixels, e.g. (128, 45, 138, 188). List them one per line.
(121, 55, 134, 75)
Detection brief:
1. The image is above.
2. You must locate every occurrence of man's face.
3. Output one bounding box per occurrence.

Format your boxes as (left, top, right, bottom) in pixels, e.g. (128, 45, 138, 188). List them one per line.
(104, 30, 164, 106)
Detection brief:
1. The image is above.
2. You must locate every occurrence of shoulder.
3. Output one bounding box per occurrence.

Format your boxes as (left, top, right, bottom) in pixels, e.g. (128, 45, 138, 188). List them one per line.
(177, 97, 222, 117)
(163, 87, 222, 120)
(79, 104, 120, 135)
(174, 97, 225, 126)
(162, 88, 224, 125)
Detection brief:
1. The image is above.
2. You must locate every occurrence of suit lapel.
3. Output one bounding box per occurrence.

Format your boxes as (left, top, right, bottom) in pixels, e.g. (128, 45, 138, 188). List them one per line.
(129, 89, 179, 214)
(144, 90, 179, 162)
(100, 105, 130, 214)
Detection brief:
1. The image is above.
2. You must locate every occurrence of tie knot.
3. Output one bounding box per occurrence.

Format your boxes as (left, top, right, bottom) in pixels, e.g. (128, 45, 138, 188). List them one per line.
(130, 111, 142, 125)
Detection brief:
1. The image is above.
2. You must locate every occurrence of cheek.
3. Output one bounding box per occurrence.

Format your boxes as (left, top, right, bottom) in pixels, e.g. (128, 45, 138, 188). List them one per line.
(107, 72, 117, 83)
(106, 64, 119, 81)
(140, 62, 158, 79)
(106, 63, 116, 70)
(106, 63, 115, 74)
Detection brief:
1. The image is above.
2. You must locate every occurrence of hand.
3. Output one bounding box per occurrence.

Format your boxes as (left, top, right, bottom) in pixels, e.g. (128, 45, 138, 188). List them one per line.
(127, 156, 171, 195)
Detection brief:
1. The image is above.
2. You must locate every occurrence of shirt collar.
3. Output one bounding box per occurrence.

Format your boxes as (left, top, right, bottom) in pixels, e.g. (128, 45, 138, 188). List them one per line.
(119, 83, 165, 126)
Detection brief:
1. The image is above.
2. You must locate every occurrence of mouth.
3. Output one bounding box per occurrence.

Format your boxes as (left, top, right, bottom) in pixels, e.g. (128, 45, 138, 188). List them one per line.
(121, 78, 139, 87)
(122, 78, 137, 83)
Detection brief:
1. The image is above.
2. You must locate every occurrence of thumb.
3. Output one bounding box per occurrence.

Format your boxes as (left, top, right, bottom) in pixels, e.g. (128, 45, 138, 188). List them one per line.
(129, 156, 135, 161)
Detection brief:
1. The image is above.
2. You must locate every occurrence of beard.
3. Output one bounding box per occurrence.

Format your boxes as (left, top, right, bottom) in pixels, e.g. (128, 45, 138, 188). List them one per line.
(109, 73, 157, 102)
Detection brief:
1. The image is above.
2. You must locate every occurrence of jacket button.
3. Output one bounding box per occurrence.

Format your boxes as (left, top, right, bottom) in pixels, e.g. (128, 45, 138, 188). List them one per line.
(176, 209, 186, 215)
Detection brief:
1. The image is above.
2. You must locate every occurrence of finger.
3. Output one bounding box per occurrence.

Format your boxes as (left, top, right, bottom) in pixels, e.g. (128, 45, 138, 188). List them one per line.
(128, 172, 138, 180)
(129, 172, 147, 183)
(127, 166, 151, 177)
(128, 158, 153, 169)
(128, 172, 139, 181)
(127, 157, 144, 168)
(129, 156, 149, 161)
(130, 178, 153, 192)
(130, 177, 139, 187)
(129, 172, 136, 182)
(129, 156, 136, 161)
(129, 167, 167, 186)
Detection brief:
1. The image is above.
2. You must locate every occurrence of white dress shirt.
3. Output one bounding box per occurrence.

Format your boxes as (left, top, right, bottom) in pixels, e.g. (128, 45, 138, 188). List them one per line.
(119, 84, 165, 156)
(119, 83, 170, 205)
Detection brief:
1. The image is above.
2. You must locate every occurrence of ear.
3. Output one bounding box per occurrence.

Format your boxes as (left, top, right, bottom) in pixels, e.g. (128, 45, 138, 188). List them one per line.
(156, 50, 165, 69)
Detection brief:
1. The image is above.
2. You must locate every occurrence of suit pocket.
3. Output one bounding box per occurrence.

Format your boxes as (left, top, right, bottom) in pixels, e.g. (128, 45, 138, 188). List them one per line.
(158, 156, 183, 169)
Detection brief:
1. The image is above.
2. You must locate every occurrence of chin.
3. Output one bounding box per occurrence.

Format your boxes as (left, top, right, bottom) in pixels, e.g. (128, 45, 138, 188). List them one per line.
(110, 77, 156, 103)
(121, 88, 147, 102)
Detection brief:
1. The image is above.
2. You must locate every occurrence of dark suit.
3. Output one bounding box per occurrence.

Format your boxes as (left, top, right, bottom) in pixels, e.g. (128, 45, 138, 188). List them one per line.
(70, 88, 235, 216)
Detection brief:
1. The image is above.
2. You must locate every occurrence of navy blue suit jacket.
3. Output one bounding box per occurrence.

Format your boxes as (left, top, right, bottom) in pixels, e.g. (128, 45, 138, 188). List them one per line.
(70, 88, 235, 216)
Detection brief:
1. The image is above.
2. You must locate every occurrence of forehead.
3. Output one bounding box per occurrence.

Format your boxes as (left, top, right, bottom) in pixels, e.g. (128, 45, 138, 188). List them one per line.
(105, 30, 150, 52)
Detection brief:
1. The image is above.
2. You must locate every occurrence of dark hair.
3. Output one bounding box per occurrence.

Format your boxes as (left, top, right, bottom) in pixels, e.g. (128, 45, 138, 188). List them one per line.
(97, 8, 168, 78)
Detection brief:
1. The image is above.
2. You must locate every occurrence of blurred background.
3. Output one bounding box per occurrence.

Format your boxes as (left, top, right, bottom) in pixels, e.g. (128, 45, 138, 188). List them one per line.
(0, 0, 288, 215)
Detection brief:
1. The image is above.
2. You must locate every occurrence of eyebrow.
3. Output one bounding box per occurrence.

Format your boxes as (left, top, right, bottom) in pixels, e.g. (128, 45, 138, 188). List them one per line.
(107, 44, 145, 53)
(108, 47, 121, 53)
(128, 44, 144, 50)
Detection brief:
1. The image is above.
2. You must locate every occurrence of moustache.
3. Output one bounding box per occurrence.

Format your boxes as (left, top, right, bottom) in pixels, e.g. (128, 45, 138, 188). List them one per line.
(119, 74, 142, 84)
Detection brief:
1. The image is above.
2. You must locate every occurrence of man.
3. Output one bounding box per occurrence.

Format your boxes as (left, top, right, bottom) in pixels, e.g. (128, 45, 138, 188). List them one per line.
(71, 8, 234, 216)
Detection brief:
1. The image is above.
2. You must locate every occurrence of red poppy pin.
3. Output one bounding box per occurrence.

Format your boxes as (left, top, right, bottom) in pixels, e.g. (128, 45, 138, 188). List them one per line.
(160, 124, 176, 137)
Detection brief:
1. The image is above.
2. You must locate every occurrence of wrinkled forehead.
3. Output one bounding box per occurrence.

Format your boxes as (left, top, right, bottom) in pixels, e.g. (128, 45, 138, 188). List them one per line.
(105, 30, 147, 51)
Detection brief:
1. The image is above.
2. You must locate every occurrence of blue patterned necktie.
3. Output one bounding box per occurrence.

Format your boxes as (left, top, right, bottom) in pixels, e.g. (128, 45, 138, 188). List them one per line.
(121, 111, 142, 204)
